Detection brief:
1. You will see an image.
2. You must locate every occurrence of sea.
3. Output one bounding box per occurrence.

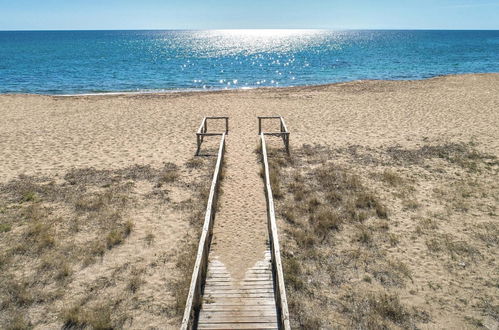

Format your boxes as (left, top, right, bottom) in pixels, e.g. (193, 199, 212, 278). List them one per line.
(0, 30, 498, 95)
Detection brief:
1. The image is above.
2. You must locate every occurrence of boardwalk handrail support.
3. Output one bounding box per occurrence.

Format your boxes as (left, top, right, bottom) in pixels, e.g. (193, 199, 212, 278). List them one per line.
(181, 133, 226, 330)
(258, 116, 290, 153)
(260, 133, 291, 330)
(196, 116, 229, 156)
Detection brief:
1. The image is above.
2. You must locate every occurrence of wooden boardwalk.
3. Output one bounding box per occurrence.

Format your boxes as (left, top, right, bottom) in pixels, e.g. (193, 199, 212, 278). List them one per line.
(182, 117, 290, 330)
(197, 249, 279, 329)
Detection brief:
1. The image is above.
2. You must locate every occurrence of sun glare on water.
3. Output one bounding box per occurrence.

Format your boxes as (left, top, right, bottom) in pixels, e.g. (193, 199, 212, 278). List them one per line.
(188, 29, 328, 56)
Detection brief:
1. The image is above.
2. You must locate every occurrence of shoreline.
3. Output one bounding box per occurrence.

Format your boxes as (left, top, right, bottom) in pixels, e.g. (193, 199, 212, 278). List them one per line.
(2, 72, 498, 98)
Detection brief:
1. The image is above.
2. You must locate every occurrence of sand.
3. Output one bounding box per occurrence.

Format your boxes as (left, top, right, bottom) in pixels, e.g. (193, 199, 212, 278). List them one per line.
(2, 74, 498, 183)
(1, 73, 498, 328)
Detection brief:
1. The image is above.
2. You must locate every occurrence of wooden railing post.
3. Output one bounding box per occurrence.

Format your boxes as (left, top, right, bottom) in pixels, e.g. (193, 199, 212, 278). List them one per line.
(258, 116, 290, 153)
(196, 117, 229, 156)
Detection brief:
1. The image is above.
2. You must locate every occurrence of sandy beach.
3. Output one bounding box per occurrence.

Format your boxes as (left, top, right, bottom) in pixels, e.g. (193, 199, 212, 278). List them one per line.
(1, 73, 498, 183)
(1, 73, 498, 328)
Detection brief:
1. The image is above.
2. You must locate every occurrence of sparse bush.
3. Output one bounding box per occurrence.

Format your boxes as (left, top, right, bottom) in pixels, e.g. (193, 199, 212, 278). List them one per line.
(402, 198, 421, 210)
(341, 290, 414, 328)
(381, 170, 404, 186)
(159, 170, 179, 184)
(370, 259, 412, 287)
(21, 191, 37, 203)
(0, 223, 12, 233)
(353, 225, 372, 245)
(62, 304, 113, 329)
(127, 273, 142, 293)
(5, 314, 32, 330)
(311, 207, 342, 236)
(284, 258, 305, 291)
(186, 157, 204, 169)
(145, 232, 155, 245)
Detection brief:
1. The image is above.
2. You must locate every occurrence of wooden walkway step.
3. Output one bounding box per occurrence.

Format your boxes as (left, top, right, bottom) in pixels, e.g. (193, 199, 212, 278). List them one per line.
(197, 250, 279, 329)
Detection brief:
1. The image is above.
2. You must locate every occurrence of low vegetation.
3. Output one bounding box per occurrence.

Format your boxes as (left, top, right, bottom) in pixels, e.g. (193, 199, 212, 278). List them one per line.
(0, 158, 215, 328)
(267, 140, 498, 329)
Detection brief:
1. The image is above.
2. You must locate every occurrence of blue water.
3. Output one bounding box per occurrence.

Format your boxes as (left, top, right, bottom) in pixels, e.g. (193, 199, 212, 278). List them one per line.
(0, 30, 498, 94)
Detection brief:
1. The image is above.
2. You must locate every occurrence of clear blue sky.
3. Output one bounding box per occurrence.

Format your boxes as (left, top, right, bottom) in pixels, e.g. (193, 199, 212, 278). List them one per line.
(0, 0, 498, 30)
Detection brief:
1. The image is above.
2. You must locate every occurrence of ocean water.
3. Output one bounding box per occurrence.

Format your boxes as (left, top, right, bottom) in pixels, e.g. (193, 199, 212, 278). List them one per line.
(0, 30, 498, 95)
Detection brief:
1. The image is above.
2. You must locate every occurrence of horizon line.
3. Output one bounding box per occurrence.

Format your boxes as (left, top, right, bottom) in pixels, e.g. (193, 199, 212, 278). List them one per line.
(1, 28, 499, 32)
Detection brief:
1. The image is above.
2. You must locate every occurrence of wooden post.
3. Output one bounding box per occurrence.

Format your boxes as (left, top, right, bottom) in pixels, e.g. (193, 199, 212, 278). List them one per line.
(196, 134, 201, 156)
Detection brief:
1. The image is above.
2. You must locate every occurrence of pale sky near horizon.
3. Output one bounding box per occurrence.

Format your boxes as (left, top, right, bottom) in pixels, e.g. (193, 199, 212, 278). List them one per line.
(0, 0, 498, 31)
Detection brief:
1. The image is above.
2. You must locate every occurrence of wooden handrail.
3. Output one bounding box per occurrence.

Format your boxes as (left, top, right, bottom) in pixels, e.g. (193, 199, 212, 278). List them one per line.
(258, 116, 290, 154)
(260, 133, 291, 330)
(181, 133, 226, 330)
(196, 117, 229, 155)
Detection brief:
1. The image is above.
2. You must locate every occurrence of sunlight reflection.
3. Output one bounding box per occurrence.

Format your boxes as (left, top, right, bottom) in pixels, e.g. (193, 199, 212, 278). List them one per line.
(186, 29, 329, 57)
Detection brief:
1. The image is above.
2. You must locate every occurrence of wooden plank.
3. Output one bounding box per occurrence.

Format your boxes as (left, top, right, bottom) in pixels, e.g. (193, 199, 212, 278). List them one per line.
(200, 311, 276, 317)
(204, 288, 274, 293)
(208, 265, 271, 269)
(202, 299, 276, 305)
(203, 283, 274, 288)
(205, 116, 229, 119)
(198, 132, 225, 136)
(197, 322, 278, 329)
(207, 274, 233, 278)
(205, 293, 275, 299)
(200, 305, 277, 312)
(200, 316, 278, 324)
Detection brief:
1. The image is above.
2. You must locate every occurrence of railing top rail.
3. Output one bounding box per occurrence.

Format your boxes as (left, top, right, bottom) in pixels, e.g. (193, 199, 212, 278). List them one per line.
(258, 116, 289, 133)
(258, 116, 282, 119)
(181, 132, 226, 330)
(260, 133, 291, 330)
(205, 116, 229, 119)
(197, 132, 225, 136)
(262, 132, 290, 136)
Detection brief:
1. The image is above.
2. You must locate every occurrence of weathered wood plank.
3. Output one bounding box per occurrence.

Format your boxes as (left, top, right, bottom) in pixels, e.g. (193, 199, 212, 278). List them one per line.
(204, 288, 274, 293)
(200, 310, 277, 317)
(200, 316, 278, 324)
(202, 300, 276, 305)
(197, 322, 278, 329)
(200, 306, 277, 312)
(204, 293, 275, 299)
(203, 283, 274, 289)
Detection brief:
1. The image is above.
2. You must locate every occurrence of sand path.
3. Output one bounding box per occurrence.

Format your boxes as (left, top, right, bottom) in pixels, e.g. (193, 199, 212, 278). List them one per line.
(208, 117, 269, 281)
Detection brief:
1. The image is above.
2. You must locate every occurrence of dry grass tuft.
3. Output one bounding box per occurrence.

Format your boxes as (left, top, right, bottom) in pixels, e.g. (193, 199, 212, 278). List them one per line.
(5, 314, 32, 330)
(340, 290, 420, 328)
(62, 304, 113, 329)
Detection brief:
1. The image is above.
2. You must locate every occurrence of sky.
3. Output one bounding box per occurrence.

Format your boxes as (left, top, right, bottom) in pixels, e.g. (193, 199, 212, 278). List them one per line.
(0, 0, 498, 30)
